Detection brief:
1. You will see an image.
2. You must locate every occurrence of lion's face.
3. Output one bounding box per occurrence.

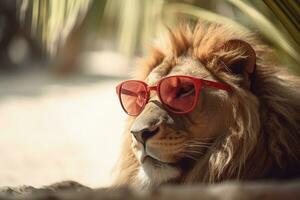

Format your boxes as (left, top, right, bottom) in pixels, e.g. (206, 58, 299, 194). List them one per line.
(130, 56, 233, 184)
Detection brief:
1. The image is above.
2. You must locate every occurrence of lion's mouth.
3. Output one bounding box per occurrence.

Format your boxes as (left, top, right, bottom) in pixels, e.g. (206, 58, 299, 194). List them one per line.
(142, 155, 177, 167)
(140, 143, 202, 170)
(141, 154, 196, 173)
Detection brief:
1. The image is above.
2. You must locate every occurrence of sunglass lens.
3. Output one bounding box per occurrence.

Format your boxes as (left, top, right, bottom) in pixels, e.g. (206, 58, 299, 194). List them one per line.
(159, 76, 196, 113)
(120, 81, 147, 115)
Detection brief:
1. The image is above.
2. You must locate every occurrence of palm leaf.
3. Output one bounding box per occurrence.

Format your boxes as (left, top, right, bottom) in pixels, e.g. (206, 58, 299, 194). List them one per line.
(227, 0, 300, 64)
(163, 2, 248, 32)
(263, 0, 300, 46)
(20, 0, 93, 56)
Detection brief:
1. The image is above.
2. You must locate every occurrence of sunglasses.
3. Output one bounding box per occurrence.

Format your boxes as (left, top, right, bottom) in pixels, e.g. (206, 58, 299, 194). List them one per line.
(116, 75, 231, 116)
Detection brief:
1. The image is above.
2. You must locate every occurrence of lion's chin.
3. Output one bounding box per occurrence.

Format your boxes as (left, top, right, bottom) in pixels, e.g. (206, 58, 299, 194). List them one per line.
(137, 156, 181, 189)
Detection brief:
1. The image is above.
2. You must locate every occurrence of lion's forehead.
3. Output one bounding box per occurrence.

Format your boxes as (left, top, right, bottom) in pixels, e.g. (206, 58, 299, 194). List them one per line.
(146, 56, 212, 85)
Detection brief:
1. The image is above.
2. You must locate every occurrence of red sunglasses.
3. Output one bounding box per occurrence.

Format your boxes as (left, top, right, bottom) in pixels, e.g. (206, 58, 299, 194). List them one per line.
(116, 75, 231, 116)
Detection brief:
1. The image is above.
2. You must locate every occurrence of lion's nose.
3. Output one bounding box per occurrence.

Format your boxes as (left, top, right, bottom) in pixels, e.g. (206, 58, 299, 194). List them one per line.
(130, 101, 173, 144)
(130, 126, 160, 144)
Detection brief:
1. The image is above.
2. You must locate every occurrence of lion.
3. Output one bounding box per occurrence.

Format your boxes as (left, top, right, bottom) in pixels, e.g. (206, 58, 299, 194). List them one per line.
(114, 22, 300, 189)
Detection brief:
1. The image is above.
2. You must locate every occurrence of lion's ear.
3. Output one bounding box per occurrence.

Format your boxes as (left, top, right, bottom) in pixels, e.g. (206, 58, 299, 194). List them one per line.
(219, 39, 256, 89)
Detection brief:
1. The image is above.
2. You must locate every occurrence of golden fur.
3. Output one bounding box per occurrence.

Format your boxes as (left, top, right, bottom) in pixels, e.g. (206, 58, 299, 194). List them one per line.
(114, 22, 300, 188)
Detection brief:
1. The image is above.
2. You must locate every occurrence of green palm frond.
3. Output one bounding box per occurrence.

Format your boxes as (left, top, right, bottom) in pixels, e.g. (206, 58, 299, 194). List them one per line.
(163, 3, 248, 32)
(263, 0, 300, 46)
(20, 0, 92, 56)
(163, 1, 300, 73)
(18, 0, 300, 73)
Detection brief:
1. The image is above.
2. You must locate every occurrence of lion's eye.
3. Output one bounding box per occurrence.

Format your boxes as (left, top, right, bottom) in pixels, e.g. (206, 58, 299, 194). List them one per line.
(175, 84, 195, 98)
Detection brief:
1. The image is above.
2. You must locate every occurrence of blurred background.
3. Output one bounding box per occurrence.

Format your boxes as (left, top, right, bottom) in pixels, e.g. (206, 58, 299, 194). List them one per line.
(0, 0, 299, 188)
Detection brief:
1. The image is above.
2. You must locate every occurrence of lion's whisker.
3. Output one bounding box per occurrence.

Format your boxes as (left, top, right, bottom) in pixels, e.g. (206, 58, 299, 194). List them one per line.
(191, 136, 218, 141)
(180, 153, 200, 161)
(186, 143, 212, 147)
(187, 142, 213, 145)
(183, 149, 206, 155)
(187, 139, 216, 143)
(185, 141, 214, 147)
